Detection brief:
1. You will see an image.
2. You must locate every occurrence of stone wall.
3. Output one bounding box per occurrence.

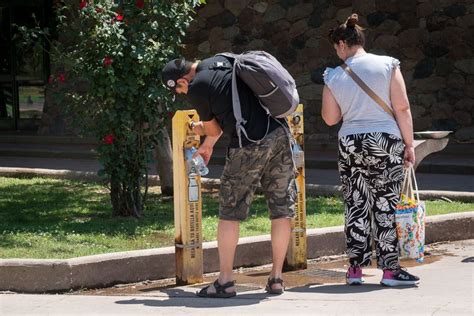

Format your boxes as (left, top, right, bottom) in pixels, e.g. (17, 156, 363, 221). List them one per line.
(182, 0, 474, 142)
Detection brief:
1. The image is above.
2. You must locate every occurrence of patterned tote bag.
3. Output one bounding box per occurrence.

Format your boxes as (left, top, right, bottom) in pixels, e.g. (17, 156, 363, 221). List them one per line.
(395, 165, 426, 262)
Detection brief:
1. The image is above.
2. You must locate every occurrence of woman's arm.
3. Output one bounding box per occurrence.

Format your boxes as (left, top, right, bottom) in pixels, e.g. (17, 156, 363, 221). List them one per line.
(322, 85, 342, 126)
(390, 67, 415, 166)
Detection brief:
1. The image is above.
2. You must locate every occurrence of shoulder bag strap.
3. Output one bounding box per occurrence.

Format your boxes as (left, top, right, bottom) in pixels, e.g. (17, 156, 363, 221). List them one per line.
(341, 63, 395, 118)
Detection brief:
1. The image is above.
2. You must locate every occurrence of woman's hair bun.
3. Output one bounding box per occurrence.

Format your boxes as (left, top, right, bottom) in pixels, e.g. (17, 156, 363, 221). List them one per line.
(328, 12, 365, 47)
(346, 13, 359, 28)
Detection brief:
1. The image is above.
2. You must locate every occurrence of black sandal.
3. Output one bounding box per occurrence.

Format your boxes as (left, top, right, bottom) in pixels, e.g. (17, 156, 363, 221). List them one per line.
(196, 279, 236, 298)
(265, 277, 284, 295)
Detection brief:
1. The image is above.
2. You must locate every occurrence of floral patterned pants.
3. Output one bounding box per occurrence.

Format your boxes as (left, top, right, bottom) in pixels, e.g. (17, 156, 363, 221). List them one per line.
(338, 132, 405, 270)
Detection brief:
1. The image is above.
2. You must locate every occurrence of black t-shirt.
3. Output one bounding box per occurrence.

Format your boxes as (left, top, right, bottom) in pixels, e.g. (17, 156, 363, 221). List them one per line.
(186, 55, 283, 148)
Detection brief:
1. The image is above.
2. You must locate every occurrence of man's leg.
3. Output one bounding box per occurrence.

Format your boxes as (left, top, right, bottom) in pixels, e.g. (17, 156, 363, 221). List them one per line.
(260, 127, 297, 291)
(269, 218, 291, 290)
(203, 219, 239, 294)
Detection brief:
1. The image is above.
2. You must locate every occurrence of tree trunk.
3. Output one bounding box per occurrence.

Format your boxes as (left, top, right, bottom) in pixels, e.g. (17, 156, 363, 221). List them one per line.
(39, 79, 86, 136)
(38, 86, 69, 135)
(110, 174, 141, 218)
(155, 126, 174, 196)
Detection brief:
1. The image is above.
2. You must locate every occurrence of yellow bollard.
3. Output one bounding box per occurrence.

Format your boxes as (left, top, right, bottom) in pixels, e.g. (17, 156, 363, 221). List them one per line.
(284, 104, 307, 271)
(172, 110, 204, 285)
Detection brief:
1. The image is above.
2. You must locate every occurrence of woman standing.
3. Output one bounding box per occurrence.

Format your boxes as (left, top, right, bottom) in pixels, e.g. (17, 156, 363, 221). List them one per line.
(322, 14, 420, 286)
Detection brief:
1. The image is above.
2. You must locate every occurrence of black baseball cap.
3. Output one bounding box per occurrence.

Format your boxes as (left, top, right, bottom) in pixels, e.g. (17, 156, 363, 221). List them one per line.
(161, 58, 187, 90)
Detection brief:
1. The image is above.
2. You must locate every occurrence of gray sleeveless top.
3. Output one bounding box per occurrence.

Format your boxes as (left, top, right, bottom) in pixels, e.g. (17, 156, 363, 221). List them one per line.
(324, 53, 401, 138)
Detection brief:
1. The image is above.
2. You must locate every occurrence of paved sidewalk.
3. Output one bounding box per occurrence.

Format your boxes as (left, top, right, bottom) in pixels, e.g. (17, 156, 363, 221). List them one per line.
(1, 240, 473, 315)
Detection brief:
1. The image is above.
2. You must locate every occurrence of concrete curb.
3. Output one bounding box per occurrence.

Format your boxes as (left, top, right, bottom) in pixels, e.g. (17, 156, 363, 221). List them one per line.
(0, 135, 97, 145)
(0, 212, 472, 293)
(1, 167, 474, 202)
(0, 167, 103, 183)
(0, 149, 98, 160)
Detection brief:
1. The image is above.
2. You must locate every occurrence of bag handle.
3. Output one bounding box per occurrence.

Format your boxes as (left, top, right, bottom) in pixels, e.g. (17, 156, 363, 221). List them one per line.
(341, 63, 395, 118)
(411, 166, 420, 204)
(402, 165, 420, 204)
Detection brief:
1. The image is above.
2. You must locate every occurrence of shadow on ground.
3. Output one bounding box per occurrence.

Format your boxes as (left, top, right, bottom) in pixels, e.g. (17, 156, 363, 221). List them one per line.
(287, 283, 418, 294)
(115, 288, 270, 308)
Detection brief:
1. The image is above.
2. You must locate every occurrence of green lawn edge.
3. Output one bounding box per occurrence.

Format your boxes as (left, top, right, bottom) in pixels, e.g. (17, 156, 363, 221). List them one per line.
(1, 177, 472, 259)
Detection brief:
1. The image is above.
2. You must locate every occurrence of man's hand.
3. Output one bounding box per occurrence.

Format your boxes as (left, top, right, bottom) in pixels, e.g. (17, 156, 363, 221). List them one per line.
(190, 121, 205, 136)
(192, 118, 222, 165)
(196, 143, 213, 165)
(404, 145, 415, 168)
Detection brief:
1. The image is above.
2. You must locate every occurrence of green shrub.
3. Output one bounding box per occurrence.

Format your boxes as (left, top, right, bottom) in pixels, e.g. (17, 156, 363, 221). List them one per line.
(20, 0, 204, 216)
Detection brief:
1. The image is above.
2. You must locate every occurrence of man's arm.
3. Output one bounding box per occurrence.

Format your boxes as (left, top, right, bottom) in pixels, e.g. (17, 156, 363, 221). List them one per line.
(190, 118, 222, 137)
(192, 118, 223, 165)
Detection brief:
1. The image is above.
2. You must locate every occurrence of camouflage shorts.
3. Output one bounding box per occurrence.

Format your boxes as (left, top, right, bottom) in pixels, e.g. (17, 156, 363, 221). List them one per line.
(219, 126, 297, 221)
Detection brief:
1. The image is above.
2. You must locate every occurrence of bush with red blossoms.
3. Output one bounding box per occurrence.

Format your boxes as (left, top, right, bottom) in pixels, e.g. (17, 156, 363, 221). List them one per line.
(103, 56, 113, 67)
(103, 134, 115, 145)
(136, 0, 145, 9)
(24, 0, 205, 217)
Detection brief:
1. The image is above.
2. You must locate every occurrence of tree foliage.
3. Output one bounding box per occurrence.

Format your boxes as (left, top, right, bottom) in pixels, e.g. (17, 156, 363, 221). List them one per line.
(26, 0, 204, 217)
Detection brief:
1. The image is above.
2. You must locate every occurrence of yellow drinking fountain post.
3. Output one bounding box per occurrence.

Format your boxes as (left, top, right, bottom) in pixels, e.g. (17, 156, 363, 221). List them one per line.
(172, 110, 203, 285)
(284, 104, 308, 270)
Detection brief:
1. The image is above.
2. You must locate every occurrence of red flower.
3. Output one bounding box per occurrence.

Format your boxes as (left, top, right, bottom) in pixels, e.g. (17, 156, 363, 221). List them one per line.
(58, 73, 66, 83)
(136, 0, 144, 9)
(103, 134, 115, 145)
(79, 0, 87, 10)
(116, 14, 124, 22)
(103, 56, 113, 67)
(48, 75, 54, 84)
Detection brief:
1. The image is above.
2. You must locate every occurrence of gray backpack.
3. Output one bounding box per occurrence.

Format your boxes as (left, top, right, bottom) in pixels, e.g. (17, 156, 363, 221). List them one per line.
(216, 51, 299, 147)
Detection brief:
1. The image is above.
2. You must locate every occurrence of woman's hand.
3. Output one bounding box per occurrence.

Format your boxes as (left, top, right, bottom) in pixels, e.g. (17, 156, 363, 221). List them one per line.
(404, 145, 415, 168)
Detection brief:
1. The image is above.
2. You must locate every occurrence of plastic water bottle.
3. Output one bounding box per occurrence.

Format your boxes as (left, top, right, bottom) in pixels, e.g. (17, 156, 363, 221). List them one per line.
(185, 147, 209, 176)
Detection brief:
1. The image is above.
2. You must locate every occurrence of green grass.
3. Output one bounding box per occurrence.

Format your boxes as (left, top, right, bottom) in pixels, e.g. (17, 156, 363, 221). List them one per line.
(0, 176, 472, 259)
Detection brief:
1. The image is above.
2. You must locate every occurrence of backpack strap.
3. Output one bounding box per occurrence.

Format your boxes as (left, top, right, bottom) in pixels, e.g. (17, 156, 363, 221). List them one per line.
(230, 54, 248, 147)
(208, 60, 232, 70)
(215, 53, 273, 148)
(341, 63, 395, 118)
(216, 53, 249, 147)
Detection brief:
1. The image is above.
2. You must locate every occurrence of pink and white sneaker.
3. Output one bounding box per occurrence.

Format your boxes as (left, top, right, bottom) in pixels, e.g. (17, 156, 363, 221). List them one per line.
(346, 266, 364, 285)
(380, 268, 420, 286)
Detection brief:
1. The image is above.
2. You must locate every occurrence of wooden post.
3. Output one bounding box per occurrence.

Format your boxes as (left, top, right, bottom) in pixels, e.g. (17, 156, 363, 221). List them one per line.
(284, 104, 307, 271)
(172, 110, 203, 285)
